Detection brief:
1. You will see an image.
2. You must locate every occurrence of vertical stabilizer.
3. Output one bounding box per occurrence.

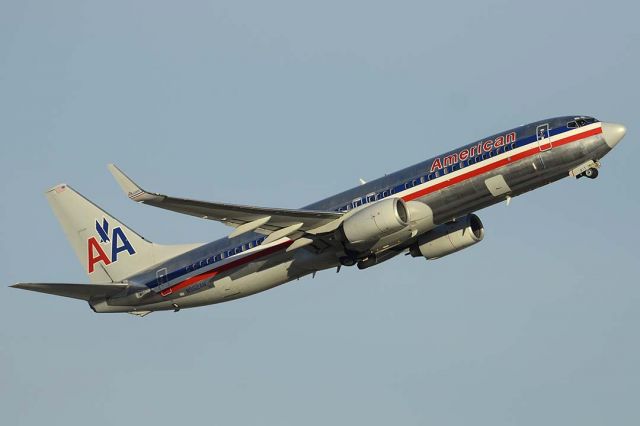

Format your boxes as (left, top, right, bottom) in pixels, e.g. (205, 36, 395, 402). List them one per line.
(46, 184, 201, 283)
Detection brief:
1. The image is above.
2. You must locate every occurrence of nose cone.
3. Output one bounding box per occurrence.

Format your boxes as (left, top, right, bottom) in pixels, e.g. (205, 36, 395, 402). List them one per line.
(602, 122, 627, 148)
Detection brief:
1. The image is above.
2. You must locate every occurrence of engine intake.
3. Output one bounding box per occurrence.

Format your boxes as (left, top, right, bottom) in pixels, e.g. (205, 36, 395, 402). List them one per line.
(410, 214, 484, 260)
(342, 198, 409, 247)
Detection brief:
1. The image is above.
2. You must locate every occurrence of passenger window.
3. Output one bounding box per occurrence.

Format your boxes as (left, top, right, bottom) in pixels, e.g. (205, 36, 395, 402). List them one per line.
(468, 157, 475, 165)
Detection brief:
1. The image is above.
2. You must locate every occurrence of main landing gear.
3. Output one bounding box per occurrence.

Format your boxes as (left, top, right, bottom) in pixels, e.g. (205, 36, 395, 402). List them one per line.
(339, 256, 357, 267)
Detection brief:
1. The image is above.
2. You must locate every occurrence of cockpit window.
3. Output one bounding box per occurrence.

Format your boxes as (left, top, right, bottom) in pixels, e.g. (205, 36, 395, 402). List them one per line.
(572, 116, 598, 128)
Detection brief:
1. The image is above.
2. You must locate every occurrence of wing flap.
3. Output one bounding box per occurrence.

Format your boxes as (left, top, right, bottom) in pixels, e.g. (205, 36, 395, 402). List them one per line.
(11, 283, 129, 301)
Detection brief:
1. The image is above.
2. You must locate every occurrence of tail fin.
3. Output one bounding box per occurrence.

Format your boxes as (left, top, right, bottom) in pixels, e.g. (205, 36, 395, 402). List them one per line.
(46, 184, 201, 283)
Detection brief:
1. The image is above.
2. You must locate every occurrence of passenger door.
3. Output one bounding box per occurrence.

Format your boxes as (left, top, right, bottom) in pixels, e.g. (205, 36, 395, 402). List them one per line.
(156, 268, 168, 287)
(536, 123, 552, 151)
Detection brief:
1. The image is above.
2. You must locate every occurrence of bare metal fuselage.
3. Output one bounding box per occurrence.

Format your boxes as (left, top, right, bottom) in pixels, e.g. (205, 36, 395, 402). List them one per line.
(90, 117, 621, 314)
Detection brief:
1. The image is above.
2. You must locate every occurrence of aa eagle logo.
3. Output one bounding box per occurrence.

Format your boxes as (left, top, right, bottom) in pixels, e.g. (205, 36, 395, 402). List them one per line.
(87, 218, 136, 273)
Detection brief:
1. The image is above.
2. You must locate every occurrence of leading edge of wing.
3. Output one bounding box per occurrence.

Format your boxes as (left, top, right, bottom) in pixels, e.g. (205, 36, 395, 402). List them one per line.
(107, 164, 342, 233)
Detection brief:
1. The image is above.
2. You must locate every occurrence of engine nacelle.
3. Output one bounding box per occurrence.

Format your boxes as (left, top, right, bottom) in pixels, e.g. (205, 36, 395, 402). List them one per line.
(342, 198, 409, 247)
(410, 214, 484, 260)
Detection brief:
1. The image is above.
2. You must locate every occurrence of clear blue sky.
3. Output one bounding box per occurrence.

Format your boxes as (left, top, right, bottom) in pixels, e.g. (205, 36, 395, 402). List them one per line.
(1, 1, 638, 425)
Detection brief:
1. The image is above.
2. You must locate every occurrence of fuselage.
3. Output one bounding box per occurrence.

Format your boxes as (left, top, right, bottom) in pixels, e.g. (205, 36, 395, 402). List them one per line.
(93, 116, 624, 313)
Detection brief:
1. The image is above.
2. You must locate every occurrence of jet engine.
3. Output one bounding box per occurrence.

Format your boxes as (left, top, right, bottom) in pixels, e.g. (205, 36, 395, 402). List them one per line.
(341, 198, 409, 247)
(409, 214, 484, 260)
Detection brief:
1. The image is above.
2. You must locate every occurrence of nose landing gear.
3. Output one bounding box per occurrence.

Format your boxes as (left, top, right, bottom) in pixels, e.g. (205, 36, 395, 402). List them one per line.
(576, 167, 599, 179)
(570, 160, 601, 180)
(583, 168, 599, 179)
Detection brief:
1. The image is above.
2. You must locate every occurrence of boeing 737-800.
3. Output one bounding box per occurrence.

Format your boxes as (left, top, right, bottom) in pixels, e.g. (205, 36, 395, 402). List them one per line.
(12, 116, 627, 316)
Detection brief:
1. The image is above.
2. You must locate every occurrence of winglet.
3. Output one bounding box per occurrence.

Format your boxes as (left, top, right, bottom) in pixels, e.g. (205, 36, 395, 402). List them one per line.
(108, 164, 162, 203)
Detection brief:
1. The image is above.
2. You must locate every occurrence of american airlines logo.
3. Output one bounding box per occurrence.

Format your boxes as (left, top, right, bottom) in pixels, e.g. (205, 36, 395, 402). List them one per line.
(87, 218, 136, 273)
(429, 131, 517, 173)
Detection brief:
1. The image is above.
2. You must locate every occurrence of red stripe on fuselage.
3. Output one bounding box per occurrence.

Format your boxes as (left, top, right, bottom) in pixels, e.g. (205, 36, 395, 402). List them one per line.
(160, 239, 294, 296)
(403, 126, 602, 202)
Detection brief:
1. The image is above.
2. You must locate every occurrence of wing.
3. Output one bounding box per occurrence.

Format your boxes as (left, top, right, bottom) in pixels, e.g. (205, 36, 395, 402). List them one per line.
(108, 164, 343, 244)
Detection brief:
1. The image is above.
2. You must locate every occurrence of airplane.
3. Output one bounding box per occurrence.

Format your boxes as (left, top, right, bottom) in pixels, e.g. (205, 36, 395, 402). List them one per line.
(12, 116, 627, 316)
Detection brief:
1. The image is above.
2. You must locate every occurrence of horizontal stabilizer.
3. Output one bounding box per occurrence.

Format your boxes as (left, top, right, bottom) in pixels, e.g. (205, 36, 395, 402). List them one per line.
(11, 282, 130, 301)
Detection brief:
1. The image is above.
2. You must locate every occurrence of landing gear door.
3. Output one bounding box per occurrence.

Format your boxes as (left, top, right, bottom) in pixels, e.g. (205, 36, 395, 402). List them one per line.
(536, 123, 552, 151)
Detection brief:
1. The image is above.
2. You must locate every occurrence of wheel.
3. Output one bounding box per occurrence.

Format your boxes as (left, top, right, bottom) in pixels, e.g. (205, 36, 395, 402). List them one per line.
(339, 256, 357, 267)
(585, 168, 599, 179)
